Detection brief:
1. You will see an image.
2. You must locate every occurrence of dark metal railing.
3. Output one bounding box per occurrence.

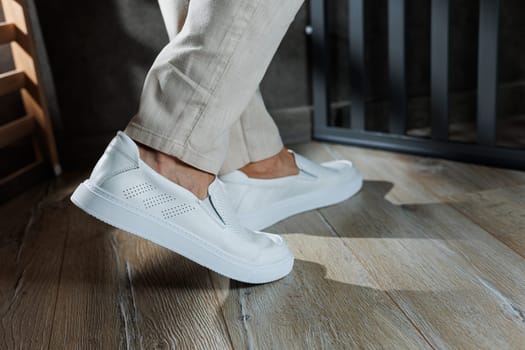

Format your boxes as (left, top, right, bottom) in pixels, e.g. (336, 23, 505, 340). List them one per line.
(308, 0, 525, 169)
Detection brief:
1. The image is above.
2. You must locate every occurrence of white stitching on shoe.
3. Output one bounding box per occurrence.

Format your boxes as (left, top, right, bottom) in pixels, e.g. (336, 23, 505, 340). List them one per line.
(98, 165, 139, 185)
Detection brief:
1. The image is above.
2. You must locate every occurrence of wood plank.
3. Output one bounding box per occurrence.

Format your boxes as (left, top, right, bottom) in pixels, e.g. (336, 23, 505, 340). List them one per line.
(0, 115, 36, 148)
(320, 181, 525, 349)
(47, 202, 130, 349)
(330, 142, 525, 255)
(448, 185, 525, 258)
(0, 181, 72, 349)
(0, 70, 25, 96)
(0, 21, 15, 44)
(111, 232, 233, 349)
(330, 143, 525, 201)
(321, 144, 525, 348)
(1, 0, 26, 33)
(218, 211, 431, 349)
(48, 173, 232, 349)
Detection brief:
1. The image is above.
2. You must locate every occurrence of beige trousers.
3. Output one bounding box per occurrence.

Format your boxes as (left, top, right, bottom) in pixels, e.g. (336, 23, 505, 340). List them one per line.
(125, 0, 304, 174)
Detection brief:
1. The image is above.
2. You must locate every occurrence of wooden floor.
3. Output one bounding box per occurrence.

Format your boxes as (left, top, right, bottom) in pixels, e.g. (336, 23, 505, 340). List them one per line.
(2, 143, 525, 349)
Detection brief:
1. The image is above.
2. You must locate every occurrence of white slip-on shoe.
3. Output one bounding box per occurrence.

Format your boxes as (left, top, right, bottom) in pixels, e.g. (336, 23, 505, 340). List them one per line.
(70, 131, 294, 284)
(220, 151, 363, 231)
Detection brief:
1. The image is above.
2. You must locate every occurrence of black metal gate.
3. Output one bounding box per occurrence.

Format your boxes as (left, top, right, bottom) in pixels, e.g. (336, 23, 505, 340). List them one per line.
(308, 0, 525, 169)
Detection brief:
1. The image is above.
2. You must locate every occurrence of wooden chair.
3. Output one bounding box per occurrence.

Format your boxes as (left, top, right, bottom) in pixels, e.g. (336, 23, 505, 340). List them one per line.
(0, 0, 61, 192)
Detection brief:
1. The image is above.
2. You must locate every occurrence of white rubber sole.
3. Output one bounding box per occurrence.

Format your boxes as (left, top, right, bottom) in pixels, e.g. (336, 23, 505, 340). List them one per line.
(238, 173, 363, 231)
(70, 181, 293, 284)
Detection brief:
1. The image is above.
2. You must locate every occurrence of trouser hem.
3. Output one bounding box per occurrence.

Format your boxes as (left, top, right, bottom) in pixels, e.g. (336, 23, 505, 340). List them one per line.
(124, 123, 223, 174)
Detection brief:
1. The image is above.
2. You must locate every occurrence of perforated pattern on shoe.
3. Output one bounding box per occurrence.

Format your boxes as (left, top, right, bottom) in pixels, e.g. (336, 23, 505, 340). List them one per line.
(161, 203, 196, 219)
(122, 182, 156, 199)
(142, 193, 177, 209)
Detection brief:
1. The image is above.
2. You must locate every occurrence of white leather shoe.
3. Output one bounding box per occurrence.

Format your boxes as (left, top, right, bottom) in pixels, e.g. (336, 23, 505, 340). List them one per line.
(220, 151, 363, 230)
(70, 132, 294, 284)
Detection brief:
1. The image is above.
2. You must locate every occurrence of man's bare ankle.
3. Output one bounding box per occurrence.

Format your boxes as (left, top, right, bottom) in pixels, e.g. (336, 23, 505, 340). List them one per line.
(136, 143, 214, 200)
(239, 148, 299, 179)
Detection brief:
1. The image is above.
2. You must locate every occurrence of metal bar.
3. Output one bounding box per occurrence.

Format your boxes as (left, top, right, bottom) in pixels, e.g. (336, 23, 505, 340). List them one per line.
(310, 0, 331, 132)
(314, 126, 525, 170)
(349, 0, 366, 130)
(388, 0, 407, 134)
(477, 0, 500, 146)
(430, 0, 450, 140)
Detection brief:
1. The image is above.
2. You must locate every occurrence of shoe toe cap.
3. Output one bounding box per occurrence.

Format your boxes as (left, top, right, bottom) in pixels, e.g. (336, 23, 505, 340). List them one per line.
(249, 231, 293, 265)
(256, 231, 285, 245)
(322, 159, 354, 171)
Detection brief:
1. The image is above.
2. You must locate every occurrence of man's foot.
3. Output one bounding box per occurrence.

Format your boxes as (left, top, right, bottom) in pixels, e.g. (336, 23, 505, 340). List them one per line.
(136, 143, 214, 200)
(220, 150, 363, 230)
(70, 131, 294, 283)
(239, 148, 299, 179)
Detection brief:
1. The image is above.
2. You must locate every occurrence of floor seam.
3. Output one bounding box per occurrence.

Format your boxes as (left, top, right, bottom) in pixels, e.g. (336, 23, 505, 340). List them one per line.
(207, 270, 236, 350)
(444, 202, 525, 261)
(417, 177, 525, 262)
(315, 209, 438, 350)
(46, 185, 71, 350)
